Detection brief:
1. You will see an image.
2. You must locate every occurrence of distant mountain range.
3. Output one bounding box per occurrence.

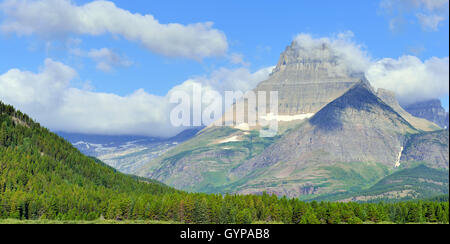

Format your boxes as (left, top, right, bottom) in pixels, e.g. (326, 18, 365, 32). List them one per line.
(57, 128, 201, 174)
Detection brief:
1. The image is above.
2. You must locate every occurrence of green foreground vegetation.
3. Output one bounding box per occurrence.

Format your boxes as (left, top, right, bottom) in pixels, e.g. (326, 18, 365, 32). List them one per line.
(1, 101, 449, 224)
(0, 219, 446, 224)
(0, 219, 180, 224)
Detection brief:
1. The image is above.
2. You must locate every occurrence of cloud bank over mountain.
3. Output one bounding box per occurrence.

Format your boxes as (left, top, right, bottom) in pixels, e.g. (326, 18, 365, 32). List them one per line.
(292, 32, 449, 106)
(367, 55, 449, 105)
(293, 31, 372, 76)
(0, 0, 228, 60)
(0, 59, 272, 137)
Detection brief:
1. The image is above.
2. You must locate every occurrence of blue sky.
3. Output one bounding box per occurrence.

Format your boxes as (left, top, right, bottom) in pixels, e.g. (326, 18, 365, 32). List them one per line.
(0, 0, 448, 136)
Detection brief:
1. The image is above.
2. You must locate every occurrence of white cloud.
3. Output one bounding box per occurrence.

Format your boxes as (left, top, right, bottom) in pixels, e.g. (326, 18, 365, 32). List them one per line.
(0, 59, 75, 106)
(0, 0, 228, 60)
(380, 0, 449, 32)
(0, 59, 272, 137)
(190, 66, 274, 93)
(366, 56, 449, 105)
(292, 31, 372, 76)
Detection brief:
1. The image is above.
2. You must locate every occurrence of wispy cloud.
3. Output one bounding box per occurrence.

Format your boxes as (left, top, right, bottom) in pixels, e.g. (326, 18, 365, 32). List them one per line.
(228, 53, 250, 67)
(70, 47, 133, 72)
(380, 0, 449, 32)
(416, 13, 446, 31)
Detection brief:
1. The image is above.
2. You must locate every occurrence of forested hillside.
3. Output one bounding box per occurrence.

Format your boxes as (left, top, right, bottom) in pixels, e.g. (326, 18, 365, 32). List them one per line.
(0, 101, 448, 224)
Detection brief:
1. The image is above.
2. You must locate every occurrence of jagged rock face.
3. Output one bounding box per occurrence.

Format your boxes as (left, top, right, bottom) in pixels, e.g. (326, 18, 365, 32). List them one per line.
(255, 41, 362, 115)
(401, 130, 449, 169)
(231, 81, 418, 197)
(377, 89, 441, 131)
(403, 99, 449, 129)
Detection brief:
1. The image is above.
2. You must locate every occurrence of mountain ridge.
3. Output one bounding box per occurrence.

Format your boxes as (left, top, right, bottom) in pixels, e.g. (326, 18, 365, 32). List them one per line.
(404, 99, 449, 129)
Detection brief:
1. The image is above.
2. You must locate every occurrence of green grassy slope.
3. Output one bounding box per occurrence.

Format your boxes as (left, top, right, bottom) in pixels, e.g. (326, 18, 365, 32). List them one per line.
(310, 165, 449, 202)
(139, 126, 281, 193)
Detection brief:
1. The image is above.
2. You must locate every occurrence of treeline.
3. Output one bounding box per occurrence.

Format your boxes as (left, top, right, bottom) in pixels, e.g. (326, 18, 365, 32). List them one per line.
(0, 101, 449, 224)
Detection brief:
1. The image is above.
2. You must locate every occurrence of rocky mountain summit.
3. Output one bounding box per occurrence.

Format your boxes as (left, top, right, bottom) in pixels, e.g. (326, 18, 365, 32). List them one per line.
(256, 41, 362, 115)
(404, 99, 449, 129)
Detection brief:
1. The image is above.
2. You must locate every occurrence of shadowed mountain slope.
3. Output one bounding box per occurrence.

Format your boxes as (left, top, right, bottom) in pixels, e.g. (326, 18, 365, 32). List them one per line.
(230, 80, 419, 197)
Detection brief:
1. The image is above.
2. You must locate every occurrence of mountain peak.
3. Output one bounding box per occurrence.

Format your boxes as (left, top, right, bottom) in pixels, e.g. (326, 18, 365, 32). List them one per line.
(309, 78, 413, 131)
(232, 79, 421, 198)
(270, 39, 365, 80)
(354, 76, 375, 92)
(255, 41, 364, 115)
